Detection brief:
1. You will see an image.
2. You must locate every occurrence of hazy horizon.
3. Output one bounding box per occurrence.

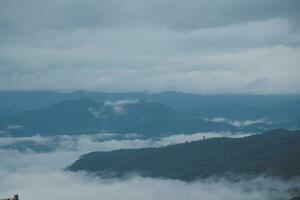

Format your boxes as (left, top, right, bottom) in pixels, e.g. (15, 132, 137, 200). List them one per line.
(1, 90, 300, 96)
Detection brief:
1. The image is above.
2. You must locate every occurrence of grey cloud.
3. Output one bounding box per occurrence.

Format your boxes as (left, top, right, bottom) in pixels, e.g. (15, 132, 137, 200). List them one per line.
(205, 117, 272, 127)
(0, 0, 299, 93)
(0, 20, 299, 93)
(0, 0, 299, 34)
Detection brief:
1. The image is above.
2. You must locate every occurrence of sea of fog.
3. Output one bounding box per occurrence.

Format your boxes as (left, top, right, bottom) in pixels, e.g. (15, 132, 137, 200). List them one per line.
(0, 132, 299, 200)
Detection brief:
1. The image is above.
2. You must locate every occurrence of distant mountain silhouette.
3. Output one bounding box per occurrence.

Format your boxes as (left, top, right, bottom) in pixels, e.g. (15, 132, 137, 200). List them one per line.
(1, 98, 236, 136)
(0, 91, 299, 131)
(1, 98, 101, 135)
(1, 90, 299, 112)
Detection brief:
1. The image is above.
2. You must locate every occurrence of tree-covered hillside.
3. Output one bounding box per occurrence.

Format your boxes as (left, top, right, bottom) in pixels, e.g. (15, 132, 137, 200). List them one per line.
(68, 129, 300, 181)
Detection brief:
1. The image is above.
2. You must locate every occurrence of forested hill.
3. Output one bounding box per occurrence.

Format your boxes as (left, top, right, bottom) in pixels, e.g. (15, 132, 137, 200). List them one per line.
(68, 129, 300, 181)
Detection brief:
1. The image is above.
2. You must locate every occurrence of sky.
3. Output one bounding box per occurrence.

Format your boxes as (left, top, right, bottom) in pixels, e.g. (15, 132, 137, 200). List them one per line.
(0, 0, 300, 94)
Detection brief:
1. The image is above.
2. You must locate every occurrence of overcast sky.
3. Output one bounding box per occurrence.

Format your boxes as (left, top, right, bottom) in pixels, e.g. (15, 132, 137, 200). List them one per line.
(0, 0, 299, 94)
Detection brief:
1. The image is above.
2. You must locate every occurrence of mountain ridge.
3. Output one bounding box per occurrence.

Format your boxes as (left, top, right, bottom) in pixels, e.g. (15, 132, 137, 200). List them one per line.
(1, 92, 299, 136)
(1, 98, 236, 136)
(68, 129, 300, 181)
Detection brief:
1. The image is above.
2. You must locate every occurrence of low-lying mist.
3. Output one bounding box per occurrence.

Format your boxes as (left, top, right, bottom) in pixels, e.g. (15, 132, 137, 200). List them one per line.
(1, 169, 298, 200)
(0, 131, 252, 153)
(0, 132, 298, 200)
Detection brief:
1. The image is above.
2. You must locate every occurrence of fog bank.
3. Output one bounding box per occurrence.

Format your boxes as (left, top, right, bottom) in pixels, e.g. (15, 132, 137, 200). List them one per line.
(0, 132, 298, 200)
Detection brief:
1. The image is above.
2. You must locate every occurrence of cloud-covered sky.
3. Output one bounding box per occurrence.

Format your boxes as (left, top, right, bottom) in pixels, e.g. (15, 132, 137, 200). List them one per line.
(0, 0, 299, 94)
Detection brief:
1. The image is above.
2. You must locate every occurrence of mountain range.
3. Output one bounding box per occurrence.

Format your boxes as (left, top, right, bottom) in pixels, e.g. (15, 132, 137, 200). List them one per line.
(0, 91, 299, 136)
(0, 98, 235, 136)
(1, 91, 300, 114)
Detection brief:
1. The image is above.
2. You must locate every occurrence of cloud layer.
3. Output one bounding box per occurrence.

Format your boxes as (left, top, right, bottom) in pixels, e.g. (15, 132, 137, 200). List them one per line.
(205, 117, 272, 127)
(1, 170, 297, 200)
(0, 131, 252, 152)
(0, 0, 299, 93)
(0, 132, 299, 200)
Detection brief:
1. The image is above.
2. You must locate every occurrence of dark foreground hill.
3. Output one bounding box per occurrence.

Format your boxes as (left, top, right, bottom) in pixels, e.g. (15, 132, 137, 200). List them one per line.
(68, 129, 300, 181)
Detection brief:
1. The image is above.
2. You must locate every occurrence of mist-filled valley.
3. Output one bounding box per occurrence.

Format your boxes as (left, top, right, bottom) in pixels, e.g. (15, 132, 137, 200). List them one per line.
(0, 92, 299, 200)
(0, 92, 300, 200)
(1, 130, 300, 200)
(1, 0, 300, 199)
